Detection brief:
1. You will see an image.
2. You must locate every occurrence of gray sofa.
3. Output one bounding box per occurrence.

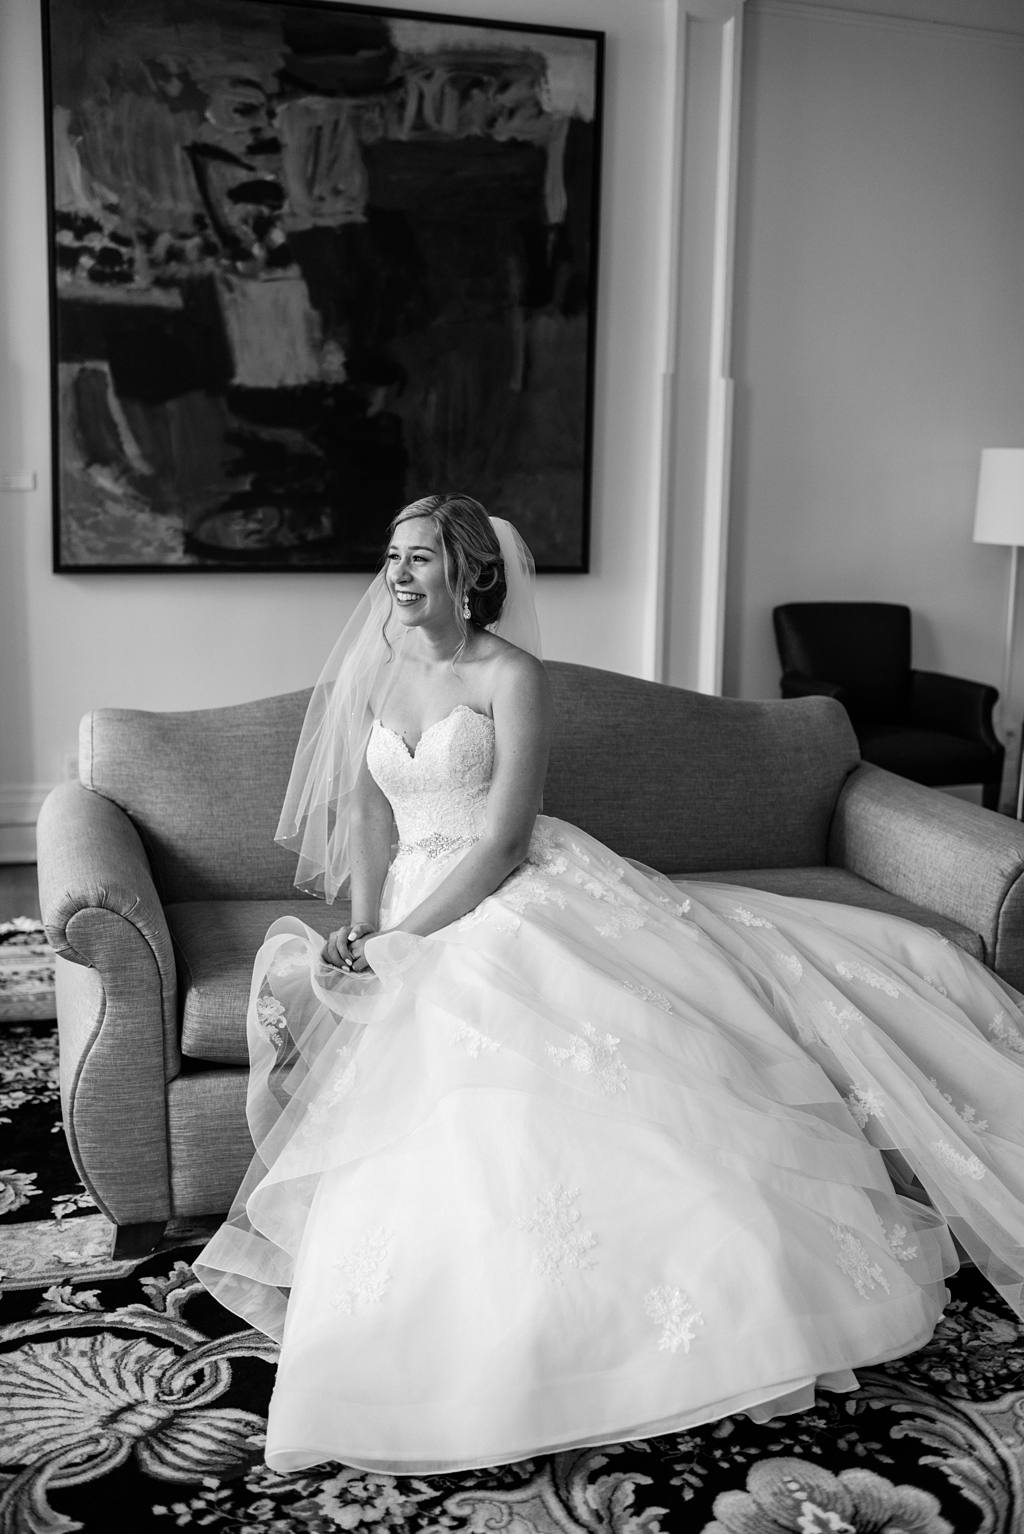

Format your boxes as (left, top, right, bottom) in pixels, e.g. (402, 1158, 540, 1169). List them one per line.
(37, 660, 1024, 1259)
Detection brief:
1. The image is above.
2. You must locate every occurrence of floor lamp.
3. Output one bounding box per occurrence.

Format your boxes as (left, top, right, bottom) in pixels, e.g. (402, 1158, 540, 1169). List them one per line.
(973, 448, 1024, 817)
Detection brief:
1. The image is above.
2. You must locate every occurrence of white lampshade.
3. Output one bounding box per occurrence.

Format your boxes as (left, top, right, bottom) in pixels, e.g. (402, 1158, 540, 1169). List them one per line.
(974, 449, 1024, 545)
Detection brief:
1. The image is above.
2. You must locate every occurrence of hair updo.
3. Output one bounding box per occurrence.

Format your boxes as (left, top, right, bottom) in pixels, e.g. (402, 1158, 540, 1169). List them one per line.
(389, 494, 507, 642)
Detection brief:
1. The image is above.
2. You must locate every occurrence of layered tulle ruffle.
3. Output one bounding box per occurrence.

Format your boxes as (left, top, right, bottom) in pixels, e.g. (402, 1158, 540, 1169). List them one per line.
(194, 817, 1024, 1472)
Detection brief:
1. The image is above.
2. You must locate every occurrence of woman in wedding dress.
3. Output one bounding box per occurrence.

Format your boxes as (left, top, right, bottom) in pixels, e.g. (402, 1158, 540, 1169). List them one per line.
(195, 495, 1024, 1477)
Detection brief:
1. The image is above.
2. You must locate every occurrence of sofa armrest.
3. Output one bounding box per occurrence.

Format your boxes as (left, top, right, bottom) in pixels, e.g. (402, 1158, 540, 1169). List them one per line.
(828, 762, 1024, 987)
(36, 782, 179, 1228)
(910, 669, 1001, 752)
(780, 673, 852, 711)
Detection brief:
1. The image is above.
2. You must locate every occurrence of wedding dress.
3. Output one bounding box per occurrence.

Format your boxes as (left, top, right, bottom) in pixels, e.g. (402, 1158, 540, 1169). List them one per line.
(195, 703, 1024, 1476)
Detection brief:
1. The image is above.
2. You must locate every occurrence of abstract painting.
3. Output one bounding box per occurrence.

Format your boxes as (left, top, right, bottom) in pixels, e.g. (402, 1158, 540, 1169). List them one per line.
(42, 0, 603, 572)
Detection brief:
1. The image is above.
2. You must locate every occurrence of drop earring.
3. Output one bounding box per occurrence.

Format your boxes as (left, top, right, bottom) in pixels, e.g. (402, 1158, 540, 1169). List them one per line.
(462, 594, 471, 621)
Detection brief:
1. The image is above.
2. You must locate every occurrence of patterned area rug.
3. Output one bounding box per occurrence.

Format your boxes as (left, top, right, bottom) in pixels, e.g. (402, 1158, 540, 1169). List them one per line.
(1, 1022, 1021, 1532)
(0, 919, 56, 1022)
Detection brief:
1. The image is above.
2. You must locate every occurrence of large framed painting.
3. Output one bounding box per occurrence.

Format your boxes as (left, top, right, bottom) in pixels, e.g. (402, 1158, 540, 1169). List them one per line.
(41, 0, 603, 572)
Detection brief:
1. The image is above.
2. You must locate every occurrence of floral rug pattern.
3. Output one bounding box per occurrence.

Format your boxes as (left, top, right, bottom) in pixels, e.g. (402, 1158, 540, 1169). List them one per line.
(0, 1022, 1021, 1532)
(0, 919, 56, 1023)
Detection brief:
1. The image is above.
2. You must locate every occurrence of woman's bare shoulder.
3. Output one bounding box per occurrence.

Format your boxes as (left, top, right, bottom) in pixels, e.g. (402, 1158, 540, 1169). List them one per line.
(472, 630, 539, 671)
(488, 638, 550, 710)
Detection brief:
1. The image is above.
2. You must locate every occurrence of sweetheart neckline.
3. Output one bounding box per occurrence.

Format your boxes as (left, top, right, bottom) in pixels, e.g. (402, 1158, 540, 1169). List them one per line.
(374, 704, 493, 759)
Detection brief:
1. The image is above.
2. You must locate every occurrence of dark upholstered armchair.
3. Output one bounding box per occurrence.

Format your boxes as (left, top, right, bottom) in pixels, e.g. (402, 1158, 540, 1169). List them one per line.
(773, 603, 1004, 811)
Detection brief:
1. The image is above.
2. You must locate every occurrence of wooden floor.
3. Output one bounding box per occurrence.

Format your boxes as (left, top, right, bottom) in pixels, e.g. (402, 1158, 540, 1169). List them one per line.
(0, 864, 41, 922)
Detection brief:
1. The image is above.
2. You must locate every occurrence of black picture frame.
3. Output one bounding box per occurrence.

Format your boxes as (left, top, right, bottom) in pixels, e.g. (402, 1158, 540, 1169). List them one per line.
(41, 0, 604, 573)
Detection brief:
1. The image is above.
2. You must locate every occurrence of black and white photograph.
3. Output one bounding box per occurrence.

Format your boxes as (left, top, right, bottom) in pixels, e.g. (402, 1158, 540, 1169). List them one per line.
(3, 0, 1024, 1530)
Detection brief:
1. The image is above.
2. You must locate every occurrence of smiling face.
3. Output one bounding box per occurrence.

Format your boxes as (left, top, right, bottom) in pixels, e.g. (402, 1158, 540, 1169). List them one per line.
(386, 517, 454, 629)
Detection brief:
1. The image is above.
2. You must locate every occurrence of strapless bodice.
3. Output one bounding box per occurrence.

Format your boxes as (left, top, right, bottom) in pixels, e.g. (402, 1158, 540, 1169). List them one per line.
(366, 704, 494, 857)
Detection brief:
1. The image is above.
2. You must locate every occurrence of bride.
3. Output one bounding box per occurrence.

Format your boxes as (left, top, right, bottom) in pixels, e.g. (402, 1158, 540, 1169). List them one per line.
(195, 494, 1024, 1477)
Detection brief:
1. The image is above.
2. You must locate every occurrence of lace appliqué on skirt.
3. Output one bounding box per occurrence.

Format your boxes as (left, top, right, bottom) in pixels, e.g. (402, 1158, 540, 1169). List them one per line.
(459, 904, 522, 937)
(990, 1010, 1024, 1055)
(623, 981, 673, 1014)
(502, 870, 569, 916)
(452, 1021, 501, 1058)
(547, 1022, 628, 1095)
(597, 910, 645, 940)
(822, 999, 865, 1035)
(269, 950, 312, 980)
(845, 1085, 886, 1128)
(331, 1227, 394, 1313)
(832, 1224, 890, 1299)
(520, 1186, 596, 1284)
(929, 1079, 988, 1134)
(527, 824, 569, 877)
(301, 1059, 357, 1139)
(255, 993, 287, 1050)
(644, 1286, 705, 1354)
(835, 960, 900, 998)
(573, 866, 648, 940)
(727, 907, 775, 930)
(932, 1140, 986, 1180)
(886, 1224, 918, 1263)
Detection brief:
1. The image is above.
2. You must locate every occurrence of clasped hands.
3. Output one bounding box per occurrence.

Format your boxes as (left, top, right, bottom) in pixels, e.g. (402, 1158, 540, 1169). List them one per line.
(322, 921, 376, 973)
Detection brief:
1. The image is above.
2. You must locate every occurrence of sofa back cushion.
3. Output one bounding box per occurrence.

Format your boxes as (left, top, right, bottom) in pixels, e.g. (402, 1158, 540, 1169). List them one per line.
(81, 690, 316, 903)
(81, 660, 859, 901)
(544, 662, 859, 874)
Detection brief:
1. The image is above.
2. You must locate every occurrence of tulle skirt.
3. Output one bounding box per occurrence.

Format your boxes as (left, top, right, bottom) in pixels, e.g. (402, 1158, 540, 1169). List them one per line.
(194, 817, 1024, 1473)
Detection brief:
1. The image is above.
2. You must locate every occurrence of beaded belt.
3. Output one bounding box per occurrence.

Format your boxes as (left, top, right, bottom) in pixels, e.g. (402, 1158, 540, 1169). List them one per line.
(394, 832, 480, 861)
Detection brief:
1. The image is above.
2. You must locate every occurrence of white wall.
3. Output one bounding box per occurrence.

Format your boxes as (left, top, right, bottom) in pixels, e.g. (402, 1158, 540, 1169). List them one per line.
(725, 0, 1024, 714)
(0, 0, 676, 856)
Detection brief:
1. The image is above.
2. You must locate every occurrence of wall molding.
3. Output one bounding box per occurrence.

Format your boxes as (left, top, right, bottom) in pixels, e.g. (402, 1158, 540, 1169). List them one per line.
(695, 12, 742, 695)
(0, 783, 53, 827)
(655, 0, 745, 695)
(751, 0, 1024, 48)
(0, 827, 38, 863)
(642, 0, 688, 681)
(0, 784, 54, 864)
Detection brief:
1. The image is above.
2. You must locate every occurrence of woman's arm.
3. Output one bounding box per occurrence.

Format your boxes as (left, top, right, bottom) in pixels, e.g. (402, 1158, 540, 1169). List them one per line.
(348, 754, 395, 928)
(383, 652, 553, 941)
(323, 755, 394, 968)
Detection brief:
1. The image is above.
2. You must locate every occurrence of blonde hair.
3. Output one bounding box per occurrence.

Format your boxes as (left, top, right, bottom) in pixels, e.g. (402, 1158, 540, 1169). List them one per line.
(389, 494, 507, 656)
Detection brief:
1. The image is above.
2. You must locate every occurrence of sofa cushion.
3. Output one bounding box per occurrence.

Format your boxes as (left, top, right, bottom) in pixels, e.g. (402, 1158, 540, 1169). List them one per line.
(167, 1071, 254, 1217)
(170, 866, 983, 1067)
(168, 900, 344, 1064)
(682, 867, 983, 960)
(544, 664, 860, 875)
(83, 662, 860, 902)
(81, 690, 316, 904)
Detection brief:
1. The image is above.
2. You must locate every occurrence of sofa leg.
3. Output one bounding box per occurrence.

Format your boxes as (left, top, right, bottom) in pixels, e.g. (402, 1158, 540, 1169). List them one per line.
(112, 1220, 167, 1260)
(982, 781, 1002, 812)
